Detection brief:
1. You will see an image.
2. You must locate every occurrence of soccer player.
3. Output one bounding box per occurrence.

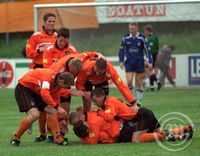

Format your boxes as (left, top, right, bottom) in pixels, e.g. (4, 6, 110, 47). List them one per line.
(43, 27, 78, 68)
(70, 88, 193, 144)
(143, 25, 159, 91)
(155, 45, 176, 90)
(34, 27, 78, 141)
(118, 22, 153, 106)
(69, 111, 121, 144)
(26, 13, 57, 68)
(10, 69, 76, 146)
(76, 58, 136, 112)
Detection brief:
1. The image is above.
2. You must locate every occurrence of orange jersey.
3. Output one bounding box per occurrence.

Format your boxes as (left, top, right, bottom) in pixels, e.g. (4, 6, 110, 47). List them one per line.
(49, 52, 99, 74)
(76, 59, 135, 103)
(43, 44, 78, 68)
(18, 68, 64, 107)
(97, 96, 138, 121)
(26, 28, 57, 65)
(80, 112, 121, 144)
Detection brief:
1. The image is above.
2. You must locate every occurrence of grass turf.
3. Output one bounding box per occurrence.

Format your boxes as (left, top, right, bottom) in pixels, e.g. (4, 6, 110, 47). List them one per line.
(0, 88, 199, 156)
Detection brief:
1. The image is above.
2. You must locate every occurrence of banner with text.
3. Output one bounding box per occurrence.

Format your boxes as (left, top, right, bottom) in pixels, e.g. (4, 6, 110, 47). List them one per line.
(96, 0, 200, 23)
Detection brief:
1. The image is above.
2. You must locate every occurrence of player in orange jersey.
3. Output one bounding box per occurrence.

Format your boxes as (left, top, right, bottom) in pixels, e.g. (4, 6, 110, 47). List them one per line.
(26, 13, 57, 68)
(69, 111, 121, 144)
(10, 69, 83, 146)
(90, 88, 193, 143)
(43, 27, 78, 68)
(76, 58, 136, 112)
(49, 52, 104, 76)
(34, 27, 78, 142)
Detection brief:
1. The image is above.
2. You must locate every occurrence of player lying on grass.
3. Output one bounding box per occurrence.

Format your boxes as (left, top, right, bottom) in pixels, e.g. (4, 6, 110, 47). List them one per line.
(69, 88, 193, 144)
(10, 68, 84, 146)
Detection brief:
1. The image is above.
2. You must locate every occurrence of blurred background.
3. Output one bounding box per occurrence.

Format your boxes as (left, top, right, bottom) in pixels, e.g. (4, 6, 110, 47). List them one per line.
(0, 0, 200, 57)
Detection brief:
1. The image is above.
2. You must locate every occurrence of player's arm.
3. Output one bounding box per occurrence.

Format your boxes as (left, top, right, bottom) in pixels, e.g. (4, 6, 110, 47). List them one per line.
(26, 34, 41, 59)
(97, 103, 117, 122)
(75, 70, 87, 91)
(109, 64, 136, 104)
(118, 37, 125, 63)
(43, 49, 53, 68)
(143, 37, 153, 65)
(40, 81, 57, 108)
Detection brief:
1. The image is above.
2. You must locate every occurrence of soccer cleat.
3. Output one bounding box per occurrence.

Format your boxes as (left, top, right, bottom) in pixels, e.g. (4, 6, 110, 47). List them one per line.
(34, 135, 46, 142)
(136, 101, 141, 107)
(56, 137, 69, 146)
(181, 132, 193, 140)
(46, 134, 54, 143)
(10, 135, 20, 147)
(164, 130, 177, 141)
(157, 82, 161, 91)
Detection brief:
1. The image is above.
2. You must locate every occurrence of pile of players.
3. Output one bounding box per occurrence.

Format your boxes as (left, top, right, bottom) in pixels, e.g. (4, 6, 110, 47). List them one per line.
(10, 13, 193, 146)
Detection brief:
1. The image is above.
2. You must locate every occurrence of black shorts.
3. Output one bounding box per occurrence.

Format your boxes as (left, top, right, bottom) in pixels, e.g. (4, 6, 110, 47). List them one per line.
(84, 80, 109, 95)
(118, 107, 160, 142)
(15, 83, 47, 112)
(60, 95, 71, 103)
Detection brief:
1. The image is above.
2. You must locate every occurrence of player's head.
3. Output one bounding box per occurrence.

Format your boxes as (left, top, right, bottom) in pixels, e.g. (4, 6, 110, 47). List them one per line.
(68, 58, 83, 77)
(55, 72, 74, 88)
(69, 112, 82, 126)
(73, 120, 89, 138)
(129, 22, 138, 36)
(94, 58, 107, 76)
(91, 88, 106, 107)
(43, 13, 56, 32)
(143, 25, 153, 36)
(56, 28, 70, 49)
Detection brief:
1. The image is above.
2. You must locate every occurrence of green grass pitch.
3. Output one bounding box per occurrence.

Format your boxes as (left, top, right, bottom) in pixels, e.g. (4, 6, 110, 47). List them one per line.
(0, 88, 199, 156)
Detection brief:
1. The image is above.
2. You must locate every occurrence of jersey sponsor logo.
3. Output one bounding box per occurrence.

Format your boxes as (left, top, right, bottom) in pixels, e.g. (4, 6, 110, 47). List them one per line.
(105, 109, 111, 113)
(116, 77, 121, 84)
(0, 61, 14, 88)
(189, 56, 200, 85)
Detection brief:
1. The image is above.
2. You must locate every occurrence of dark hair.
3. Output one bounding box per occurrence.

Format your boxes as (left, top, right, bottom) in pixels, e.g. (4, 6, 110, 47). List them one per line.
(57, 28, 70, 38)
(91, 87, 105, 98)
(43, 13, 56, 22)
(95, 58, 107, 70)
(73, 120, 89, 138)
(57, 72, 74, 86)
(143, 25, 153, 33)
(129, 22, 138, 27)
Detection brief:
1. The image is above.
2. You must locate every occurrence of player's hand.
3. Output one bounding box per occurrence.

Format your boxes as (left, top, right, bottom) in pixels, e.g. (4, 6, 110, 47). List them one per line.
(119, 62, 124, 70)
(37, 45, 49, 53)
(97, 53, 106, 60)
(84, 91, 91, 99)
(130, 104, 139, 113)
(71, 90, 85, 97)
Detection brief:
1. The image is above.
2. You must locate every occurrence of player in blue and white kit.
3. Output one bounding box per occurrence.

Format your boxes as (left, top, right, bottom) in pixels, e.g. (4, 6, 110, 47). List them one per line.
(118, 22, 153, 106)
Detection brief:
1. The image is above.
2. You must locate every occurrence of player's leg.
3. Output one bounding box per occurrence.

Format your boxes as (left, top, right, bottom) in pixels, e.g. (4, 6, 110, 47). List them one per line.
(11, 84, 40, 146)
(45, 106, 68, 146)
(125, 72, 135, 95)
(60, 96, 71, 136)
(135, 72, 145, 105)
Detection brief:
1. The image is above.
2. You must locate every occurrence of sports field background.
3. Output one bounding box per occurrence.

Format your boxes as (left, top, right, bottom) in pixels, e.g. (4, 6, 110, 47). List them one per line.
(0, 88, 199, 156)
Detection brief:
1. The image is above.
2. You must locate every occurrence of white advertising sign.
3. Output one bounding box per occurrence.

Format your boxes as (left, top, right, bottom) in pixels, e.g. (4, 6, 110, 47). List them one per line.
(96, 0, 200, 23)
